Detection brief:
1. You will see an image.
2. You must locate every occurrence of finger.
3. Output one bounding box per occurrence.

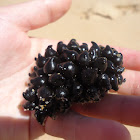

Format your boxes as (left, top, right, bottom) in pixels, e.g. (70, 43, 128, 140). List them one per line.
(0, 0, 71, 31)
(45, 111, 131, 140)
(0, 117, 29, 140)
(112, 46, 140, 71)
(0, 116, 45, 140)
(117, 69, 140, 96)
(0, 114, 47, 140)
(73, 94, 140, 127)
(30, 112, 45, 140)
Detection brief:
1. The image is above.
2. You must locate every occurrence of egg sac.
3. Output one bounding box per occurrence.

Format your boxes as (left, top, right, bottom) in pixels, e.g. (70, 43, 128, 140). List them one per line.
(23, 39, 126, 125)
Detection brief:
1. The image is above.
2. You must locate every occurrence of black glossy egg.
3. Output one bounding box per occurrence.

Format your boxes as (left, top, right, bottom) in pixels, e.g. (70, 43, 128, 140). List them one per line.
(99, 45, 104, 51)
(48, 73, 65, 86)
(106, 60, 116, 74)
(23, 87, 36, 102)
(57, 41, 68, 54)
(23, 101, 36, 110)
(90, 41, 100, 55)
(34, 109, 48, 125)
(43, 57, 57, 74)
(77, 51, 90, 66)
(35, 53, 47, 68)
(97, 74, 111, 90)
(117, 74, 125, 85)
(45, 45, 57, 58)
(110, 75, 118, 91)
(55, 87, 69, 101)
(61, 49, 78, 62)
(102, 45, 113, 59)
(67, 39, 80, 52)
(116, 66, 125, 74)
(93, 57, 107, 73)
(29, 72, 36, 78)
(112, 48, 118, 56)
(58, 61, 78, 78)
(30, 76, 47, 87)
(34, 67, 45, 76)
(89, 41, 101, 61)
(112, 53, 123, 66)
(80, 43, 88, 52)
(37, 86, 53, 100)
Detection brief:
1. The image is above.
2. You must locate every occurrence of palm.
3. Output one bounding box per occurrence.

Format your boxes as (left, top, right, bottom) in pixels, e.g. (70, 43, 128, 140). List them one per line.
(0, 20, 42, 139)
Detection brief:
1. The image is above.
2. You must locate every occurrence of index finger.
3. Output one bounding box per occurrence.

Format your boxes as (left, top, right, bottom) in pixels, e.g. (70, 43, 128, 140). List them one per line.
(72, 94, 140, 127)
(112, 46, 140, 71)
(45, 111, 130, 140)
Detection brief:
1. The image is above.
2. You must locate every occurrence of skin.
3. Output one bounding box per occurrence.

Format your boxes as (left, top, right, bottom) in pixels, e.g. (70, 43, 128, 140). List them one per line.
(0, 0, 140, 140)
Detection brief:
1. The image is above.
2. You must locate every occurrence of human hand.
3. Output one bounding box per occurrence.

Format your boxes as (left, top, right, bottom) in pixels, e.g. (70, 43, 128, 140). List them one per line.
(0, 0, 140, 140)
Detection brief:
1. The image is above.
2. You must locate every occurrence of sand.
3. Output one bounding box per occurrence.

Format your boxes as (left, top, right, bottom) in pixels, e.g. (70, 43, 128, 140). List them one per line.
(0, 0, 140, 140)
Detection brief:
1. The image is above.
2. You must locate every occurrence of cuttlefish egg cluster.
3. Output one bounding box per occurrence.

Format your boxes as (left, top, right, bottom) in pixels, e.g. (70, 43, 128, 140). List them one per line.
(23, 39, 125, 125)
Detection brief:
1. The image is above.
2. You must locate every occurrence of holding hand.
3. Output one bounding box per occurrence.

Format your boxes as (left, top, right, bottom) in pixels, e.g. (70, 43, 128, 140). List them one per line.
(0, 1, 139, 140)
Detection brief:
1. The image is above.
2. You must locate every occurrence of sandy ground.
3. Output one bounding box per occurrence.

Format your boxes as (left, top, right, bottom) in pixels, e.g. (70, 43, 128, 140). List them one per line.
(0, 0, 140, 140)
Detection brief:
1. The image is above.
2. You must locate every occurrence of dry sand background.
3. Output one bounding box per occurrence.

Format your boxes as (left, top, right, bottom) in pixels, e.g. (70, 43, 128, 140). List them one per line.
(0, 0, 140, 140)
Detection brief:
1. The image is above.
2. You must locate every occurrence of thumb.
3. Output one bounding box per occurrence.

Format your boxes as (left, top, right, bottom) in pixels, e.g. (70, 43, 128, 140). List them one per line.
(0, 0, 72, 31)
